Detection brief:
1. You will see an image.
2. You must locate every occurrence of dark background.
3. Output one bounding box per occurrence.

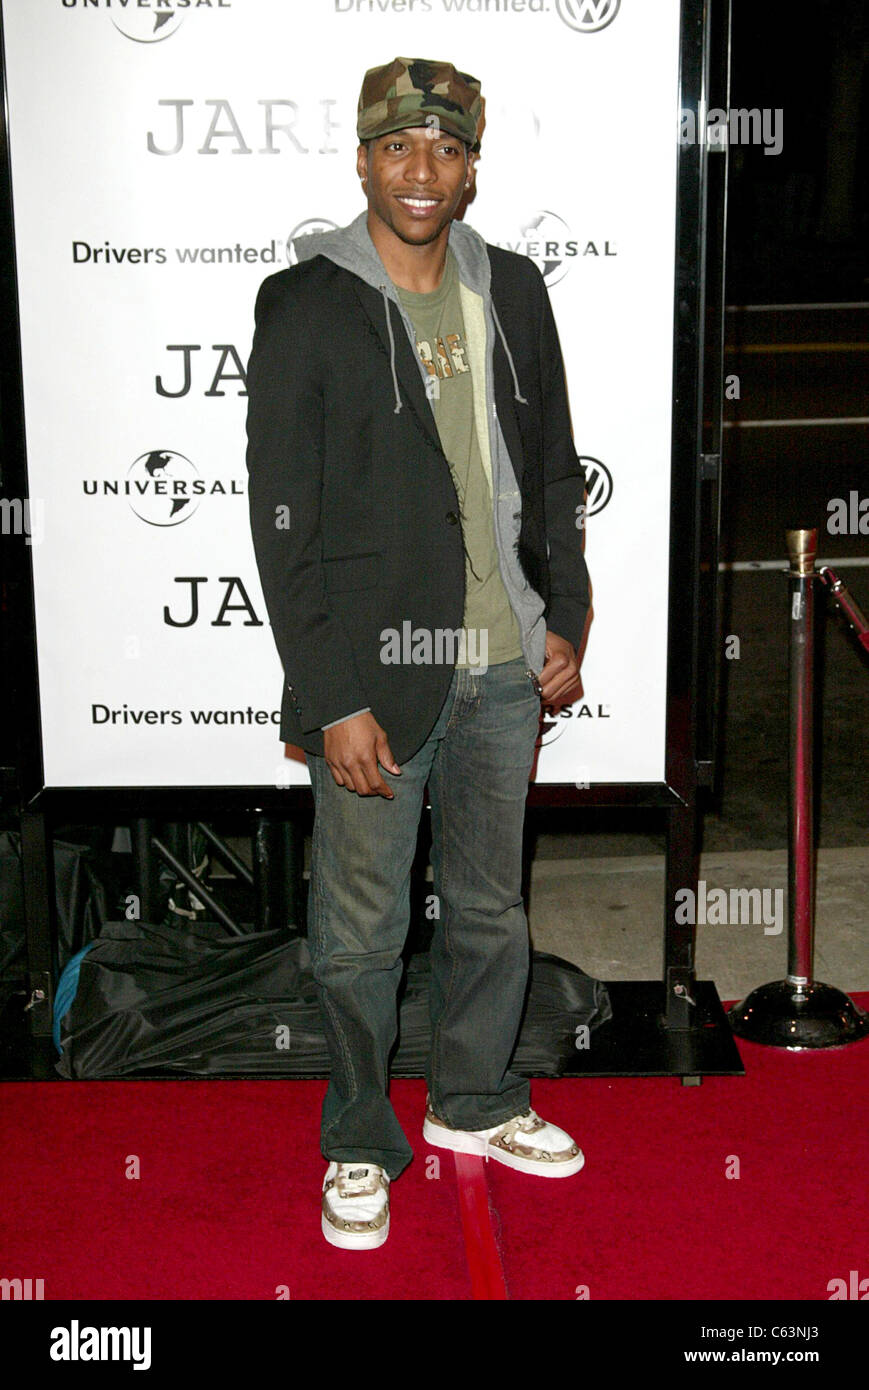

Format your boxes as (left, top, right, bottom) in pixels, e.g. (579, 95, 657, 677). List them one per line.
(727, 0, 868, 303)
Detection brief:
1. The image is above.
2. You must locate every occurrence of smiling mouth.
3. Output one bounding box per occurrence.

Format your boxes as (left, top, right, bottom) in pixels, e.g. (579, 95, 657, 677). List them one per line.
(395, 195, 441, 212)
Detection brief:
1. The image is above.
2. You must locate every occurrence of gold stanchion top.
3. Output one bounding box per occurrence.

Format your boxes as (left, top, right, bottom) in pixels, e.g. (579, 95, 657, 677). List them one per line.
(786, 528, 817, 575)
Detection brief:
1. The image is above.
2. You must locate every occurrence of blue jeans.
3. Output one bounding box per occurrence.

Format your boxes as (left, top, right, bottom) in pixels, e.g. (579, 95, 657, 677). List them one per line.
(306, 656, 541, 1179)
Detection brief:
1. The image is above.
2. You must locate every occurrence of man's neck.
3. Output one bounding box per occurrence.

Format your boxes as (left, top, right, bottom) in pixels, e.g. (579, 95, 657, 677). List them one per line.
(367, 214, 450, 294)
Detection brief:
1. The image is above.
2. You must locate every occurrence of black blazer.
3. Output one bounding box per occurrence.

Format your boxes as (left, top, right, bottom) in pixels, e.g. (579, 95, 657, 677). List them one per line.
(245, 244, 590, 765)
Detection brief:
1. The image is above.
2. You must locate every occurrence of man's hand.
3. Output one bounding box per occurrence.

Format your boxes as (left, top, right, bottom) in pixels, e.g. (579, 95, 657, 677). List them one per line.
(323, 712, 401, 798)
(538, 630, 582, 706)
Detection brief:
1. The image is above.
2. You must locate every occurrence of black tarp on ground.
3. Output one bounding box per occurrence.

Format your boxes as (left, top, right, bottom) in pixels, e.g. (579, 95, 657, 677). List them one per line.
(0, 829, 117, 978)
(55, 919, 612, 1079)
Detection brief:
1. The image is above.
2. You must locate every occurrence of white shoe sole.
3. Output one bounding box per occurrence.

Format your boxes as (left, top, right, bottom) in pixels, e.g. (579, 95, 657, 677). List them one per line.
(321, 1212, 390, 1250)
(423, 1117, 585, 1177)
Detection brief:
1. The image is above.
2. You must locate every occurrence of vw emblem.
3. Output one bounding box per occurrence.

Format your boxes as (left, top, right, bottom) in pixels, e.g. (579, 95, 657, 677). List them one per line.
(580, 457, 614, 516)
(556, 0, 622, 33)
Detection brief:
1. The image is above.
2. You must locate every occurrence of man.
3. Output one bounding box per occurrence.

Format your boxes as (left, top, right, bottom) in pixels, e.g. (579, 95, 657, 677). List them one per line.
(246, 56, 591, 1250)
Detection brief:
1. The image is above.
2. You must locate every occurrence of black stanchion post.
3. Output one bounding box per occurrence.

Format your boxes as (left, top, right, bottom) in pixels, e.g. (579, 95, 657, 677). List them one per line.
(252, 813, 299, 937)
(131, 817, 160, 924)
(729, 528, 869, 1048)
(788, 528, 815, 989)
(19, 805, 55, 1037)
(664, 798, 700, 1029)
(285, 816, 303, 932)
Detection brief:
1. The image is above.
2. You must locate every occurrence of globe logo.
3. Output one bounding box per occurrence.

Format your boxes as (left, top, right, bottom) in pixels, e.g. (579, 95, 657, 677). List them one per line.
(517, 211, 574, 287)
(126, 451, 202, 527)
(537, 713, 567, 748)
(286, 219, 340, 264)
(111, 9, 184, 43)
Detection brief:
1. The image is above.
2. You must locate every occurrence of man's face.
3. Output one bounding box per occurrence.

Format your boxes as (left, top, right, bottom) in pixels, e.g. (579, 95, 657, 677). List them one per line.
(357, 125, 475, 247)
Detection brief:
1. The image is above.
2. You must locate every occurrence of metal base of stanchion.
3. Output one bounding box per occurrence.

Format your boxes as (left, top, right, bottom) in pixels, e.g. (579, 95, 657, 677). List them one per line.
(729, 979, 869, 1050)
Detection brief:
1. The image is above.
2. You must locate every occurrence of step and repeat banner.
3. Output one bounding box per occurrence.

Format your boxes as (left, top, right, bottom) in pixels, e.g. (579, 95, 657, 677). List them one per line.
(2, 0, 681, 788)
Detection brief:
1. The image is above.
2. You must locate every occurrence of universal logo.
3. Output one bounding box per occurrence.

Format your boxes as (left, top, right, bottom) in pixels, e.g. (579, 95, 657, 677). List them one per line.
(82, 451, 245, 527)
(286, 218, 339, 264)
(556, 0, 621, 33)
(538, 698, 611, 748)
(497, 212, 616, 288)
(60, 0, 232, 45)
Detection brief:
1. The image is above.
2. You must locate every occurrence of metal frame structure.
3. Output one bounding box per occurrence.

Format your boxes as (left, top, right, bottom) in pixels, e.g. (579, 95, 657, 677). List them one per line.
(0, 0, 742, 1080)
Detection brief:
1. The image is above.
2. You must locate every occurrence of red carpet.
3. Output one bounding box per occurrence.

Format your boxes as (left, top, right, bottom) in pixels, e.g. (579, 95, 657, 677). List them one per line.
(489, 1010, 869, 1301)
(0, 1079, 471, 1301)
(1, 998, 867, 1300)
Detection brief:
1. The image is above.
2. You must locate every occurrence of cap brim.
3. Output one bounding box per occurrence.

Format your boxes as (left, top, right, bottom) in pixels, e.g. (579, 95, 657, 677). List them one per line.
(358, 114, 473, 146)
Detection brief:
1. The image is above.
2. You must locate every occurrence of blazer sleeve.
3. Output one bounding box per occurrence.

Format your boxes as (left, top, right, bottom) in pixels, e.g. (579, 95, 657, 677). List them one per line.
(536, 273, 592, 652)
(245, 272, 370, 732)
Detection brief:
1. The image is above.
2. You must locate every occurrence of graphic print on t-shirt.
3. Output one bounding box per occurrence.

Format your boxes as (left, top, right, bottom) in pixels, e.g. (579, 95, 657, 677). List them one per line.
(415, 331, 470, 381)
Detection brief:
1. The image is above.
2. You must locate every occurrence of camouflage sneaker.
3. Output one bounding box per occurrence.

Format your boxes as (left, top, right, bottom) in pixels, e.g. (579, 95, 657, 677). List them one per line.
(423, 1100, 585, 1177)
(321, 1162, 390, 1250)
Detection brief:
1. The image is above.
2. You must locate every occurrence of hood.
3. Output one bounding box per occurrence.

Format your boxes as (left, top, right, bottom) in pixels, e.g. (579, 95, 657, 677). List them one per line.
(290, 209, 492, 299)
(290, 212, 525, 413)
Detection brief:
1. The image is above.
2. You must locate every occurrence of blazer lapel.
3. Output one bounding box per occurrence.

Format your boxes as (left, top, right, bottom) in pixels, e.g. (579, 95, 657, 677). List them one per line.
(351, 280, 442, 453)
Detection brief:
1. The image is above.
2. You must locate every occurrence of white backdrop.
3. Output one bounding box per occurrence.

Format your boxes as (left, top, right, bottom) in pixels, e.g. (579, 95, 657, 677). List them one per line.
(2, 0, 681, 788)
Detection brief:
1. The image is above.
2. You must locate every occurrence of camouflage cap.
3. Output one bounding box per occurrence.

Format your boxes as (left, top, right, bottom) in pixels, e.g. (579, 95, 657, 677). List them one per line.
(357, 57, 483, 151)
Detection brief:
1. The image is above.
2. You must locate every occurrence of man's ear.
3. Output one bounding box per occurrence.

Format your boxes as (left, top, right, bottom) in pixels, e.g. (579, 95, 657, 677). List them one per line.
(356, 143, 368, 183)
(465, 150, 478, 188)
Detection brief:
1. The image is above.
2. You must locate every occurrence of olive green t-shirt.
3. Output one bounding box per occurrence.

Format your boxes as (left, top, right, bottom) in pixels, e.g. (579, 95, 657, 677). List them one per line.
(396, 250, 522, 668)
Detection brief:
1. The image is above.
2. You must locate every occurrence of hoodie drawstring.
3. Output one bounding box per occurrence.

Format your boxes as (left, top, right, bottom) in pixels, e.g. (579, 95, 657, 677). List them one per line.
(380, 285, 403, 415)
(380, 282, 526, 414)
(490, 300, 527, 405)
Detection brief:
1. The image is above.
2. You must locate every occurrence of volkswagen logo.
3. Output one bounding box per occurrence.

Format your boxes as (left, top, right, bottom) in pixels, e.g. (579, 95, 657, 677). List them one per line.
(556, 0, 621, 33)
(580, 457, 614, 516)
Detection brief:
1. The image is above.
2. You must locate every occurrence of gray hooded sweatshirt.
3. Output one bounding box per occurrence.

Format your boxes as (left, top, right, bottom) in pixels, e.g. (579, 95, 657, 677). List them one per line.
(291, 211, 549, 679)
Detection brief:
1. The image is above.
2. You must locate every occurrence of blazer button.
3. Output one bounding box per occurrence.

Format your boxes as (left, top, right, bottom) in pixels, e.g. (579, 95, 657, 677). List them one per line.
(294, 705, 302, 715)
(445, 511, 459, 525)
